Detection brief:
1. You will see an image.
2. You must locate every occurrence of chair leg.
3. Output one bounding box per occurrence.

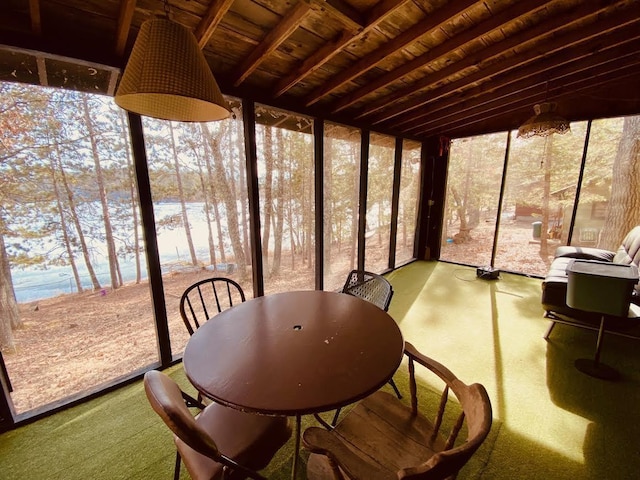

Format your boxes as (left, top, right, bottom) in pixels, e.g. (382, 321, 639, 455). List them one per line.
(330, 408, 342, 427)
(544, 321, 556, 340)
(331, 379, 401, 426)
(173, 451, 182, 480)
(389, 378, 402, 399)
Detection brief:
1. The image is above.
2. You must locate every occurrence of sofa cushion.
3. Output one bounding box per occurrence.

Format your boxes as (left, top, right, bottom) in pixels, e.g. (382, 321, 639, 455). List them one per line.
(613, 226, 640, 267)
(554, 246, 614, 262)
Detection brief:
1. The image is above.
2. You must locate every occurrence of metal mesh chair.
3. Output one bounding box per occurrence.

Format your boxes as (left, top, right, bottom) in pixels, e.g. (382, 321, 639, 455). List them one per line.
(179, 277, 246, 336)
(331, 270, 401, 425)
(341, 270, 394, 312)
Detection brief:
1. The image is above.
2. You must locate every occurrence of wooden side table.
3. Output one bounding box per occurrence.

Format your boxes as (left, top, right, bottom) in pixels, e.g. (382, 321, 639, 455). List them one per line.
(566, 260, 639, 380)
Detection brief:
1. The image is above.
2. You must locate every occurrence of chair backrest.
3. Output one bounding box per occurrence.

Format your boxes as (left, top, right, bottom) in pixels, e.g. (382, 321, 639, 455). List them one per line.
(143, 370, 221, 460)
(341, 269, 394, 311)
(401, 341, 493, 480)
(614, 226, 640, 267)
(179, 277, 246, 335)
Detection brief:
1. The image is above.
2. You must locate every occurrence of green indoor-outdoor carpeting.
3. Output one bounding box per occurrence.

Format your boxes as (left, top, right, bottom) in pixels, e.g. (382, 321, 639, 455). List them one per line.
(2, 260, 640, 479)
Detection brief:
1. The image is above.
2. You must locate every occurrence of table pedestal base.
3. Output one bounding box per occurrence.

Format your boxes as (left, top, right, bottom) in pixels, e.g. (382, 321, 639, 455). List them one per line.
(573, 314, 620, 381)
(574, 358, 619, 380)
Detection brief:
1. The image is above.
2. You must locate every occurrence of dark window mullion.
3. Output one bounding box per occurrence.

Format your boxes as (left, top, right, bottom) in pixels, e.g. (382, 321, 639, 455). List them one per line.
(358, 130, 370, 271)
(128, 112, 172, 366)
(242, 101, 264, 297)
(567, 119, 593, 245)
(314, 119, 324, 290)
(388, 137, 403, 270)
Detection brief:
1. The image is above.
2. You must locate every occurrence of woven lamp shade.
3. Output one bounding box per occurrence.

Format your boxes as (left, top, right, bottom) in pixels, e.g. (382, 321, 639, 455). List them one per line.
(517, 102, 570, 138)
(115, 17, 230, 122)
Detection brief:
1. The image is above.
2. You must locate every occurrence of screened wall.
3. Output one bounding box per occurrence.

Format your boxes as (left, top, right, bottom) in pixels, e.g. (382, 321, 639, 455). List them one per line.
(0, 81, 421, 420)
(441, 115, 640, 277)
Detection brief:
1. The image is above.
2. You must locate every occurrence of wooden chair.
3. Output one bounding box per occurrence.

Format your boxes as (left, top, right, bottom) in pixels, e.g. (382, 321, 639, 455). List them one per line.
(303, 342, 493, 480)
(143, 370, 291, 480)
(341, 270, 402, 399)
(179, 277, 246, 336)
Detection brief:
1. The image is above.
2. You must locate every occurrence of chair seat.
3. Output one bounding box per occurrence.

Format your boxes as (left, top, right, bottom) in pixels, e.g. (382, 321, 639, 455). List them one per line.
(306, 391, 445, 479)
(177, 403, 291, 480)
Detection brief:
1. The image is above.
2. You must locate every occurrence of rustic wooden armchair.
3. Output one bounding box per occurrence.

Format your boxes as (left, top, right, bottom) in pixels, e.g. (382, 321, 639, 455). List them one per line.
(143, 370, 291, 480)
(179, 277, 246, 336)
(303, 342, 493, 480)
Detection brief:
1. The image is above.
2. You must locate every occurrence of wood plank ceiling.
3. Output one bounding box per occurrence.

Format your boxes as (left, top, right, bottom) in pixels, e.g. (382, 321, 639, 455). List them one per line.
(1, 0, 639, 140)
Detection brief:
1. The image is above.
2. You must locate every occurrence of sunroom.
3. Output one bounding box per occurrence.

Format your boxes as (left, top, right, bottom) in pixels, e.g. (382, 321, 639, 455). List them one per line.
(1, 0, 640, 478)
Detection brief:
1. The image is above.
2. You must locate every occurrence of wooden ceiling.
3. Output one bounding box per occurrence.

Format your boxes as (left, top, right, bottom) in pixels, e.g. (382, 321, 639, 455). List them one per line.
(1, 0, 640, 140)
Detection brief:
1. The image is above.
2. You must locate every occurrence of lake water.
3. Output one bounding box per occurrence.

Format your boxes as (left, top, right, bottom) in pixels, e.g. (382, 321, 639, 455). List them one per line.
(11, 202, 222, 303)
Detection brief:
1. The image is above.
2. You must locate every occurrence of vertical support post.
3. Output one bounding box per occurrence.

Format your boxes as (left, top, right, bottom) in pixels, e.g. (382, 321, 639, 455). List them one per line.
(0, 351, 15, 432)
(567, 120, 592, 245)
(388, 137, 403, 270)
(314, 120, 324, 290)
(128, 112, 172, 366)
(242, 101, 264, 297)
(416, 136, 449, 260)
(357, 130, 370, 271)
(489, 130, 511, 267)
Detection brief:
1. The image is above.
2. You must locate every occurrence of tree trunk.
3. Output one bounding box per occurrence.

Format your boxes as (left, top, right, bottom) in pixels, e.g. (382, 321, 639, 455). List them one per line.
(306, 153, 314, 268)
(324, 136, 333, 274)
(0, 231, 19, 350)
(198, 160, 218, 268)
(120, 111, 142, 284)
(262, 127, 273, 274)
(235, 120, 251, 265)
(271, 128, 285, 275)
(55, 151, 101, 290)
(600, 116, 640, 250)
(81, 95, 120, 290)
(50, 154, 83, 293)
(169, 122, 198, 266)
(349, 141, 359, 270)
(540, 137, 553, 258)
(203, 136, 227, 264)
(202, 123, 247, 274)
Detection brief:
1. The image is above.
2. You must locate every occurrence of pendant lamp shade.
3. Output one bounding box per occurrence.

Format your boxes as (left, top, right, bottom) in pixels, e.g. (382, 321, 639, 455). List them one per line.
(517, 102, 570, 138)
(115, 17, 230, 122)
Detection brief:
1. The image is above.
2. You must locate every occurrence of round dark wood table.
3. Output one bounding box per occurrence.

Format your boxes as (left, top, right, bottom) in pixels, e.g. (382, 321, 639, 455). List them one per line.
(183, 290, 404, 479)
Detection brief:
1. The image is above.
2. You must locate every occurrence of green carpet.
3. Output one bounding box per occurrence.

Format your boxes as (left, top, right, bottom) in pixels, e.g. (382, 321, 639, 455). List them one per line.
(2, 261, 640, 479)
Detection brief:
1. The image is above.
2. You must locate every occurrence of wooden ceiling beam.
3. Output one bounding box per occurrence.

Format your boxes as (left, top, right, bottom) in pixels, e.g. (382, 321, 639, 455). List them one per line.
(303, 0, 479, 106)
(382, 19, 640, 130)
(115, 0, 137, 57)
(231, 0, 311, 87)
(407, 45, 640, 134)
(364, 9, 640, 125)
(329, 0, 554, 114)
(425, 65, 640, 138)
(273, 0, 410, 97)
(407, 49, 640, 137)
(29, 0, 41, 35)
(195, 0, 236, 49)
(312, 0, 364, 31)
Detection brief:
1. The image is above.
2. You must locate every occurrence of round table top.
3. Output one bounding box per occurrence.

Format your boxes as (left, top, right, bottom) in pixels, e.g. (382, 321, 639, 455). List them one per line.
(183, 290, 404, 416)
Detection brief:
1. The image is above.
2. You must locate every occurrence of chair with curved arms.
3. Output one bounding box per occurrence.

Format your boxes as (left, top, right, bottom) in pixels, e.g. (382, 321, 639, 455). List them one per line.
(341, 270, 401, 399)
(144, 370, 291, 480)
(180, 277, 246, 336)
(303, 341, 492, 480)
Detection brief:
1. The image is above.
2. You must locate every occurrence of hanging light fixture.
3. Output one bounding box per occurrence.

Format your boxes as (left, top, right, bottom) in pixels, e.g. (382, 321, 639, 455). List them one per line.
(115, 13, 230, 122)
(517, 101, 570, 138)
